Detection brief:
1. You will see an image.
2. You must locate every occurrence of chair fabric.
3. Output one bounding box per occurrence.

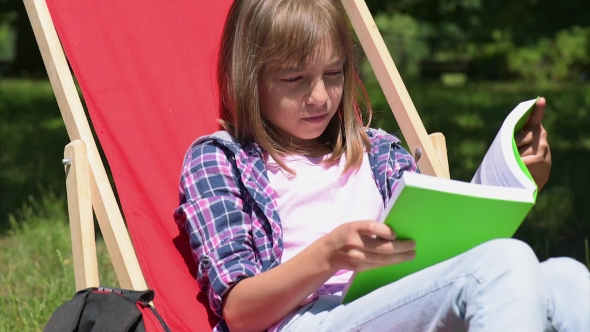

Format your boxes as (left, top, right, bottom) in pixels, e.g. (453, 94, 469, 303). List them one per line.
(46, 0, 233, 330)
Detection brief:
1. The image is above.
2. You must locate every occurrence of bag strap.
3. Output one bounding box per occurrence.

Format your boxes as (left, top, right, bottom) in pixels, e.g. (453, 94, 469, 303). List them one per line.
(94, 287, 171, 332)
(97, 286, 155, 303)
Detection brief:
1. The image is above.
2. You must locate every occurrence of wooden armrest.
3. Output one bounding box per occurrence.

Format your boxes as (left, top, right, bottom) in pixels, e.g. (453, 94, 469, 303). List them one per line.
(428, 133, 450, 179)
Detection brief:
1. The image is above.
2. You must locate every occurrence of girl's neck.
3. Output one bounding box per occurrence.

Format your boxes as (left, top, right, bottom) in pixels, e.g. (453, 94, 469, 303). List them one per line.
(300, 142, 333, 158)
(273, 139, 332, 158)
(267, 127, 333, 158)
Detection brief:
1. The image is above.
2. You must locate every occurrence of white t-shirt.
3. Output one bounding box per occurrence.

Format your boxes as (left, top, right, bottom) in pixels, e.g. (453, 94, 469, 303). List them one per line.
(266, 151, 383, 291)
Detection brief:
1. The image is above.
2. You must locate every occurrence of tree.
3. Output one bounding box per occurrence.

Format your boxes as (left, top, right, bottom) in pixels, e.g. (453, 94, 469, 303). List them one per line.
(1, 0, 46, 77)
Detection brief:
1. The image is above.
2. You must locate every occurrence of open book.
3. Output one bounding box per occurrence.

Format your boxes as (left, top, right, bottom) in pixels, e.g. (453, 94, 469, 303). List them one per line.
(341, 98, 540, 304)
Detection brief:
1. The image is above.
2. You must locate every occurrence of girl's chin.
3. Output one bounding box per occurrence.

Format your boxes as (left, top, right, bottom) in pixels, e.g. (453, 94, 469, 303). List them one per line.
(273, 117, 334, 145)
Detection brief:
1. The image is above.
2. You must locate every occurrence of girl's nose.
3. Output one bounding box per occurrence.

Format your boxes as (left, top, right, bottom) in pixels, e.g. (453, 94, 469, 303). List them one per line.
(306, 79, 329, 105)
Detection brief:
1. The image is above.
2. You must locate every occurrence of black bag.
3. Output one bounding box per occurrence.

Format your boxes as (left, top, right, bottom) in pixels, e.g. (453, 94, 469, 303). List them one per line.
(44, 287, 171, 332)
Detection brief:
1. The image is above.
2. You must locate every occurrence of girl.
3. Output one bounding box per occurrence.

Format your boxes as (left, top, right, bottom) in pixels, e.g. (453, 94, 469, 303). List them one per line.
(174, 0, 590, 331)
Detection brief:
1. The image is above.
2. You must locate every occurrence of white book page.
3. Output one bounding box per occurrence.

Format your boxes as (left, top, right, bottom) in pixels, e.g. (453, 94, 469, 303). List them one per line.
(471, 99, 538, 192)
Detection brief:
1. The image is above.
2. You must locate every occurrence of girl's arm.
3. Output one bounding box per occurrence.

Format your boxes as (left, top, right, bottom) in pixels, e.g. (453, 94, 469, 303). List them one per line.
(174, 141, 264, 318)
(223, 221, 416, 332)
(222, 238, 334, 332)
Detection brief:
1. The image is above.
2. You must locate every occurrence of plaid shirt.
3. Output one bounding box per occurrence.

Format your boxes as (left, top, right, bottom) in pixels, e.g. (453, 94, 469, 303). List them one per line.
(173, 128, 418, 331)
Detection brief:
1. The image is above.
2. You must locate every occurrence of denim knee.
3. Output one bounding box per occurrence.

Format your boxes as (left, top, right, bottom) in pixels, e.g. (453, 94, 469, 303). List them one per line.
(541, 257, 590, 288)
(539, 257, 590, 331)
(459, 239, 548, 330)
(473, 239, 542, 285)
(480, 238, 539, 268)
(541, 256, 590, 281)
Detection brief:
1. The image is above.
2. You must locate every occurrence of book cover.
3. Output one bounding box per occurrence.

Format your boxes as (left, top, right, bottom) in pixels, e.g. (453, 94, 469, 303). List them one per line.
(341, 98, 539, 304)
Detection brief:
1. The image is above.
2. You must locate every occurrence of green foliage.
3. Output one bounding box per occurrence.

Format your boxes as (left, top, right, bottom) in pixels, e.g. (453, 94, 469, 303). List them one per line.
(508, 27, 590, 83)
(370, 12, 432, 79)
(0, 191, 117, 331)
(362, 1, 590, 83)
(0, 79, 69, 232)
(0, 11, 16, 61)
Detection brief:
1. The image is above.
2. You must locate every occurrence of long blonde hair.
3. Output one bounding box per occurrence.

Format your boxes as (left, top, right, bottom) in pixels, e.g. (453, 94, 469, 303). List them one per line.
(217, 0, 372, 173)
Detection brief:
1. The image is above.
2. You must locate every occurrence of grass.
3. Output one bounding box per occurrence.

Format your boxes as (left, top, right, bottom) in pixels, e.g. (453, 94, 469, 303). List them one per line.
(0, 191, 117, 332)
(0, 77, 589, 330)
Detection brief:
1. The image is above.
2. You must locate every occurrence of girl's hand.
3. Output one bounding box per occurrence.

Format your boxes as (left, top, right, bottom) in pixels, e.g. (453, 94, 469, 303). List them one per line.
(320, 220, 416, 273)
(515, 97, 552, 191)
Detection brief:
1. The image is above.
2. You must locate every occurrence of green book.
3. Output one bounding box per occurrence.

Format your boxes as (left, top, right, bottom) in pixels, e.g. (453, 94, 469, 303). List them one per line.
(340, 98, 540, 304)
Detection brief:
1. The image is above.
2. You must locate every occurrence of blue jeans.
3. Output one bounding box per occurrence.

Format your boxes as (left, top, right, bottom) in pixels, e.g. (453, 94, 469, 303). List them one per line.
(276, 239, 590, 332)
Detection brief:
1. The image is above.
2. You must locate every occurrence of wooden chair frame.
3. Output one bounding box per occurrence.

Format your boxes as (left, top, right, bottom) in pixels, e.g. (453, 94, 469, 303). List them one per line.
(24, 0, 450, 295)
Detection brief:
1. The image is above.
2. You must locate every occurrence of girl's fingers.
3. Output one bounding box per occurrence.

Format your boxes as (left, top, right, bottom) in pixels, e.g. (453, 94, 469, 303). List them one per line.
(515, 124, 547, 150)
(515, 129, 535, 147)
(519, 142, 551, 159)
(515, 124, 544, 147)
(518, 130, 549, 158)
(360, 237, 416, 254)
(521, 153, 547, 165)
(356, 250, 416, 267)
(356, 221, 396, 240)
(525, 97, 546, 128)
(518, 143, 535, 157)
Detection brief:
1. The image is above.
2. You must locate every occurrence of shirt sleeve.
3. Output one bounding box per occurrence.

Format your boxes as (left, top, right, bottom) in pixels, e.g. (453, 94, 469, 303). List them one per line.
(387, 138, 420, 197)
(390, 142, 419, 174)
(173, 140, 261, 318)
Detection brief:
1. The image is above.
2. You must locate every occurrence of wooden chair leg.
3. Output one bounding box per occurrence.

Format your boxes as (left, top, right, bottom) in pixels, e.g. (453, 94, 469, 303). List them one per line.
(64, 140, 99, 291)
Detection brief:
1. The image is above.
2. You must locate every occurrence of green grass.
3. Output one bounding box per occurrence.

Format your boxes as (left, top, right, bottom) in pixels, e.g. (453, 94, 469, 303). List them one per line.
(0, 191, 117, 332)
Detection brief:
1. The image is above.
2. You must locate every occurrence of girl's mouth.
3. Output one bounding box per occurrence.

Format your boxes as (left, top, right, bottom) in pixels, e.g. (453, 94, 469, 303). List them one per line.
(302, 114, 327, 124)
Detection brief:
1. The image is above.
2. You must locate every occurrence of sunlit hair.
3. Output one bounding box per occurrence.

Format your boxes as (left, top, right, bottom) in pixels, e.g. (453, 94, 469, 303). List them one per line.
(217, 0, 372, 173)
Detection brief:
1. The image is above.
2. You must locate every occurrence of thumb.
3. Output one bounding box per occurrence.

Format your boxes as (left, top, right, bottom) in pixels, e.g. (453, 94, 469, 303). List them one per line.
(525, 97, 546, 127)
(356, 221, 396, 240)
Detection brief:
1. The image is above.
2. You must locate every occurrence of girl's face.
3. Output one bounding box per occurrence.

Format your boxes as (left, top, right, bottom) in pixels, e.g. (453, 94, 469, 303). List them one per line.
(258, 42, 344, 149)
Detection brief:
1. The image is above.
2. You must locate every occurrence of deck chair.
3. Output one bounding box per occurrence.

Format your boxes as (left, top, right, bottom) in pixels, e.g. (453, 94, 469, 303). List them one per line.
(25, 0, 450, 330)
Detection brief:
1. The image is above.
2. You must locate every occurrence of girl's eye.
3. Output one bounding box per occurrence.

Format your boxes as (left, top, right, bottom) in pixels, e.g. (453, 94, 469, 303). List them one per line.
(325, 70, 343, 76)
(280, 70, 342, 83)
(281, 76, 302, 83)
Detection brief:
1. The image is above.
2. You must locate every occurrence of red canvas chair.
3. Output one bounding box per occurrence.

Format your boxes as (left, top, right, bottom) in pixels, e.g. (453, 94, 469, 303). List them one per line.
(24, 0, 450, 330)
